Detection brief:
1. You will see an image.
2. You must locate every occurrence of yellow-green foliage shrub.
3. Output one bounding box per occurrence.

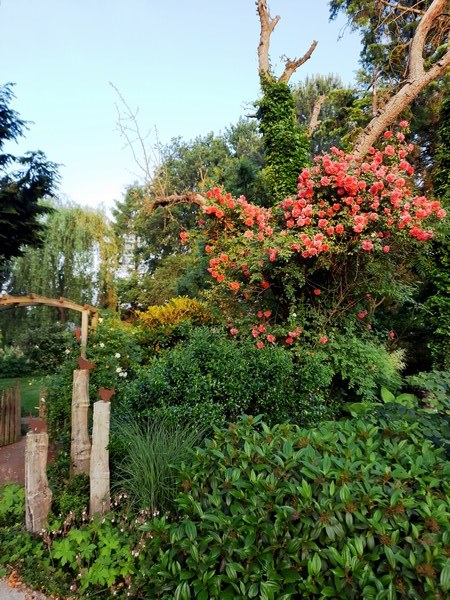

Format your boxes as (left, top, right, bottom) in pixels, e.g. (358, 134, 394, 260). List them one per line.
(137, 297, 211, 328)
(136, 297, 213, 352)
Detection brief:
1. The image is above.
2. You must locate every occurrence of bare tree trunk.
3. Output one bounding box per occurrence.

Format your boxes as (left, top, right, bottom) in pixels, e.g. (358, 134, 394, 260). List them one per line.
(308, 95, 327, 136)
(353, 0, 450, 158)
(256, 0, 317, 84)
(71, 369, 91, 475)
(25, 432, 52, 532)
(90, 400, 111, 516)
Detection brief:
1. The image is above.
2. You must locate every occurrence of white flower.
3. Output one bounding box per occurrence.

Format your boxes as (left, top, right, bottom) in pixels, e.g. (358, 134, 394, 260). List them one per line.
(65, 348, 71, 354)
(98, 317, 104, 323)
(116, 366, 122, 373)
(100, 342, 105, 348)
(114, 352, 121, 358)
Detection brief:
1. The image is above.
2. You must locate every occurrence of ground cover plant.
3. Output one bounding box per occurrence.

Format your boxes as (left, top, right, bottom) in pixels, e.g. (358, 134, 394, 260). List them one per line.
(1, 416, 449, 599)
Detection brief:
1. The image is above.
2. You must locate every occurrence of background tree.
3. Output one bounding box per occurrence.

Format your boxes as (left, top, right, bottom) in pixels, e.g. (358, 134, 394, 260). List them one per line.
(292, 73, 369, 154)
(0, 83, 59, 284)
(1, 201, 118, 343)
(112, 122, 266, 308)
(421, 94, 450, 368)
(329, 0, 450, 157)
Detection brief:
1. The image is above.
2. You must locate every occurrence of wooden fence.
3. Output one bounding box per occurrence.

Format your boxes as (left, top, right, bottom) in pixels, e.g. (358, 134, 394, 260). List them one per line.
(0, 380, 21, 447)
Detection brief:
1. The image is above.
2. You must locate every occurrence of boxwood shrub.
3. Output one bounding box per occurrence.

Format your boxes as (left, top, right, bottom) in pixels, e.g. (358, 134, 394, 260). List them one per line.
(141, 416, 450, 599)
(118, 327, 331, 429)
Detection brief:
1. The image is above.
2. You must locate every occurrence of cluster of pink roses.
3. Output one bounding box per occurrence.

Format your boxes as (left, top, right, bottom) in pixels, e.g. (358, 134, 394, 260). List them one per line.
(285, 122, 445, 256)
(181, 124, 446, 348)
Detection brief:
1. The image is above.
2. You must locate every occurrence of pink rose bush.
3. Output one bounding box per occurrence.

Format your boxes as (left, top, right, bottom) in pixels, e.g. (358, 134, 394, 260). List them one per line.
(183, 123, 446, 347)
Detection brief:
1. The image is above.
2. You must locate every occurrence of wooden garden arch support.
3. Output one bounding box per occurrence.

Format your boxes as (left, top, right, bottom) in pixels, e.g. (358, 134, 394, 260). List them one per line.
(0, 293, 99, 357)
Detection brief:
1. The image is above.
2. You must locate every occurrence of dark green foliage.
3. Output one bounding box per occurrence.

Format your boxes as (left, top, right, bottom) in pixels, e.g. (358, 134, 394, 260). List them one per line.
(0, 484, 24, 527)
(433, 95, 450, 203)
(257, 79, 310, 202)
(292, 74, 370, 154)
(294, 329, 403, 408)
(347, 370, 450, 457)
(421, 95, 450, 367)
(1, 417, 450, 598)
(16, 322, 78, 374)
(0, 83, 58, 270)
(118, 327, 323, 428)
(115, 325, 404, 430)
(0, 345, 31, 377)
(143, 416, 450, 599)
(406, 370, 450, 410)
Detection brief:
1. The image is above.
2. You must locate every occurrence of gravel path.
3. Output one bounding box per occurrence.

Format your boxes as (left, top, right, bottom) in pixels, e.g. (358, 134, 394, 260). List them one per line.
(0, 576, 54, 599)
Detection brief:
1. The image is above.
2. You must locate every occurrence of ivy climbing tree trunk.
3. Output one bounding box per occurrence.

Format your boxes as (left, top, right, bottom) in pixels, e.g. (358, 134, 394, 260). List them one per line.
(255, 0, 316, 202)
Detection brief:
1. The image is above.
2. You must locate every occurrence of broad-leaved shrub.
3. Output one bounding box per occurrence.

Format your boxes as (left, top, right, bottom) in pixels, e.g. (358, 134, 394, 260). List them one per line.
(142, 416, 450, 599)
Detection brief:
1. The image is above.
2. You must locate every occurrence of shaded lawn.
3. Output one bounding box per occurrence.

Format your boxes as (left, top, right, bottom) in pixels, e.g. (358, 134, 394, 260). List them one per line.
(0, 377, 45, 416)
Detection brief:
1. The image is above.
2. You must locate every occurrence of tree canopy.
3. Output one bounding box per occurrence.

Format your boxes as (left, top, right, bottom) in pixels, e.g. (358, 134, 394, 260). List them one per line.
(0, 83, 59, 269)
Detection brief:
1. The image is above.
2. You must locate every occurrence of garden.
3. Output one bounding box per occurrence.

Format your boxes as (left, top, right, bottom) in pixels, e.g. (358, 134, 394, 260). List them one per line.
(1, 117, 450, 597)
(1, 1, 450, 598)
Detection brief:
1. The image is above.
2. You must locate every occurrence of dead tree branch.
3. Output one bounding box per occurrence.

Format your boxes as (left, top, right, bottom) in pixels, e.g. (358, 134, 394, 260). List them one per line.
(307, 94, 327, 136)
(353, 0, 450, 158)
(379, 0, 425, 15)
(257, 0, 280, 79)
(256, 0, 317, 84)
(149, 192, 206, 212)
(279, 41, 318, 84)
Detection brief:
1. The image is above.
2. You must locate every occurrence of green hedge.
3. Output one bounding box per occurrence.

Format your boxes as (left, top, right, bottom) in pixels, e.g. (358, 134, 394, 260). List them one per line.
(119, 327, 326, 428)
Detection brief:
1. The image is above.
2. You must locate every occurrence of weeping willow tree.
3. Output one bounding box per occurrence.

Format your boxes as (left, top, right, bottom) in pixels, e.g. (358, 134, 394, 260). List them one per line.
(1, 202, 118, 341)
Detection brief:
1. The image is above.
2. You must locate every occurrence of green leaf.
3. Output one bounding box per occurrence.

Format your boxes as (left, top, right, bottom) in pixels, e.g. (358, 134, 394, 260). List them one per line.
(339, 484, 350, 503)
(440, 563, 450, 591)
(384, 546, 396, 569)
(308, 553, 322, 577)
(184, 521, 197, 540)
(174, 581, 191, 600)
(300, 479, 312, 500)
(395, 393, 418, 408)
(381, 387, 396, 403)
(321, 586, 337, 597)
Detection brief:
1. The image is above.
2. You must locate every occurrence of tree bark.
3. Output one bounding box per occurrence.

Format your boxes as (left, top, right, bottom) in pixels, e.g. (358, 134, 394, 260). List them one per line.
(353, 0, 450, 158)
(256, 0, 317, 84)
(90, 400, 111, 516)
(71, 369, 91, 475)
(257, 0, 280, 80)
(279, 41, 318, 84)
(25, 432, 52, 532)
(307, 94, 327, 136)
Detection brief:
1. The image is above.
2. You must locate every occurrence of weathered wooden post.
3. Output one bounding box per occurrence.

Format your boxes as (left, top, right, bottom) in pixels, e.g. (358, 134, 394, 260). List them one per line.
(39, 388, 48, 421)
(14, 380, 21, 442)
(80, 309, 90, 358)
(90, 399, 111, 516)
(0, 384, 21, 447)
(25, 431, 52, 532)
(71, 369, 91, 475)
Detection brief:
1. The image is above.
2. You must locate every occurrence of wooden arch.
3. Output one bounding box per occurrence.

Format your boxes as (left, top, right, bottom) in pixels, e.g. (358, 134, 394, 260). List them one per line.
(0, 294, 99, 356)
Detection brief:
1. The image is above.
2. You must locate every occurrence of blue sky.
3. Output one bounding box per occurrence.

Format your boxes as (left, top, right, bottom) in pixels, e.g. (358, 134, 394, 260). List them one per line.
(1, 0, 361, 210)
